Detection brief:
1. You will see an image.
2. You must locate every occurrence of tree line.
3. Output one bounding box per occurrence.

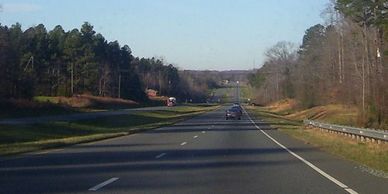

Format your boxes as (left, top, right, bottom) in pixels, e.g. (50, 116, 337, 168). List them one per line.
(0, 22, 210, 102)
(248, 0, 388, 127)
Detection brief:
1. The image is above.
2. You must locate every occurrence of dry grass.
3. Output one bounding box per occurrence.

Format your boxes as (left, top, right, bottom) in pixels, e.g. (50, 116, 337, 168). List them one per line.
(262, 99, 359, 126)
(266, 98, 298, 114)
(285, 104, 359, 126)
(1, 95, 143, 119)
(148, 96, 169, 101)
(35, 95, 139, 109)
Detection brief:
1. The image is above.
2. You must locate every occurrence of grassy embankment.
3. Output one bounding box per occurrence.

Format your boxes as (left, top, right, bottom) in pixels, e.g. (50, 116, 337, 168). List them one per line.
(0, 104, 219, 156)
(246, 99, 388, 173)
(0, 95, 167, 119)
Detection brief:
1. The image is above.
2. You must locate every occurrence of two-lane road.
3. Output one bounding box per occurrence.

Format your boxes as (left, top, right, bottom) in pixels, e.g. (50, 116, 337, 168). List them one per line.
(1, 105, 387, 193)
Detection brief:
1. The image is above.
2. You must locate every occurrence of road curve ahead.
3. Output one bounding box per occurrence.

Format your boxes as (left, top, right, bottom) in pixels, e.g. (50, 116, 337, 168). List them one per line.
(0, 105, 387, 194)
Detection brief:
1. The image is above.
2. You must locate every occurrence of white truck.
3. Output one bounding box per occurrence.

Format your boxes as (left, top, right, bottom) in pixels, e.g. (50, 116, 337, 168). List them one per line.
(166, 97, 177, 106)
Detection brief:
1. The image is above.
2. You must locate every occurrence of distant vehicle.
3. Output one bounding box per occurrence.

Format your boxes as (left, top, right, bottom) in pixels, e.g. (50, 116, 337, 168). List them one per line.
(167, 97, 177, 107)
(226, 106, 242, 120)
(232, 103, 243, 111)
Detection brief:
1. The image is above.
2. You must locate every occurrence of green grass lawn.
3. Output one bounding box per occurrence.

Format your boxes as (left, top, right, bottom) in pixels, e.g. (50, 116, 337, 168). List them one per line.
(246, 105, 388, 174)
(0, 104, 219, 156)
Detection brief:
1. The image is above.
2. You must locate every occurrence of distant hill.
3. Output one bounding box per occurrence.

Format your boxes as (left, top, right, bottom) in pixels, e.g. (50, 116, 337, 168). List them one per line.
(181, 70, 255, 84)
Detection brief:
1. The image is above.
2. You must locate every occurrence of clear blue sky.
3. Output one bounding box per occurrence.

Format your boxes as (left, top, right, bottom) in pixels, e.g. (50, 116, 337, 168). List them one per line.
(0, 0, 329, 70)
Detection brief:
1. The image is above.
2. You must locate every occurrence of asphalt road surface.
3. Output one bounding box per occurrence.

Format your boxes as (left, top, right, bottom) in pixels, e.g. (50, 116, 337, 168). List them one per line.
(1, 105, 387, 194)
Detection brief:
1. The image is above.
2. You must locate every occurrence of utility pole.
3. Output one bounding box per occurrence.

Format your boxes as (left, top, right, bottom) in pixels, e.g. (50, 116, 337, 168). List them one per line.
(118, 73, 121, 98)
(159, 71, 162, 96)
(118, 68, 130, 99)
(24, 56, 34, 72)
(236, 81, 240, 103)
(71, 63, 74, 95)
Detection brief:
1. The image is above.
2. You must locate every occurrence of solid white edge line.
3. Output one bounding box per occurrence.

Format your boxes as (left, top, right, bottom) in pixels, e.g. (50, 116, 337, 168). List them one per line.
(88, 177, 119, 191)
(345, 188, 359, 194)
(243, 108, 358, 194)
(180, 142, 187, 146)
(155, 153, 167, 159)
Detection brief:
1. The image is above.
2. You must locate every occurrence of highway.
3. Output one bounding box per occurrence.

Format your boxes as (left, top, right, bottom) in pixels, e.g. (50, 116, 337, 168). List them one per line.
(1, 105, 387, 194)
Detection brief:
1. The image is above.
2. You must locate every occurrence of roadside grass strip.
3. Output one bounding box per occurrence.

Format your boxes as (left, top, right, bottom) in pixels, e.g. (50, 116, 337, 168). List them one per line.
(0, 105, 219, 156)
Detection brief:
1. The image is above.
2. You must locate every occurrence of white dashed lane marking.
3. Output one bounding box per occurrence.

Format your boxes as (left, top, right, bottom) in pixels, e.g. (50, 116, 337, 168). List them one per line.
(155, 153, 167, 159)
(88, 177, 119, 191)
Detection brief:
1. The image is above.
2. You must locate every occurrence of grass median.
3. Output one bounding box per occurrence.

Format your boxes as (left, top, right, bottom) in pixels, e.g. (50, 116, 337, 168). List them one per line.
(0, 104, 220, 156)
(246, 105, 388, 174)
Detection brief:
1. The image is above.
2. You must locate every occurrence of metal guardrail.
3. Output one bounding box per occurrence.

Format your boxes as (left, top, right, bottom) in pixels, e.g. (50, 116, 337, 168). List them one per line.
(304, 120, 388, 142)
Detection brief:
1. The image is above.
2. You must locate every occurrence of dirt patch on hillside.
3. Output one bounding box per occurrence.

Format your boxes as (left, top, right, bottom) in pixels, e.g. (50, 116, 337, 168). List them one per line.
(266, 99, 298, 114)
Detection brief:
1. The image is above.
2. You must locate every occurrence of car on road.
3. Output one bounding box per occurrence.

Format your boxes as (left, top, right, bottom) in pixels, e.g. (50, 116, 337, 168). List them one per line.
(232, 103, 242, 111)
(226, 106, 242, 120)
